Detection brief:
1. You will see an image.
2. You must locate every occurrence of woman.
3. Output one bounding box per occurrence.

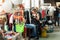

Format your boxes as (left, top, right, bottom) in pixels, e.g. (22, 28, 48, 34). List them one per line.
(31, 9, 41, 40)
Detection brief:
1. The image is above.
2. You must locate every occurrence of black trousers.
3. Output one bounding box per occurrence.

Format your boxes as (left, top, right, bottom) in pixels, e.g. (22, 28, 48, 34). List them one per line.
(36, 24, 42, 39)
(54, 16, 59, 26)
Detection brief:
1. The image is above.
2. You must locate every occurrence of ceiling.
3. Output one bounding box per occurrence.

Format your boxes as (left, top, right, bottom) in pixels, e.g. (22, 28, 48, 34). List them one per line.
(44, 0, 60, 3)
(44, 0, 60, 6)
(55, 0, 60, 2)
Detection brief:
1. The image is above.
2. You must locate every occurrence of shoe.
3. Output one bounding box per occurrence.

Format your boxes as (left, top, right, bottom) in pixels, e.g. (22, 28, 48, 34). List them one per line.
(30, 36, 36, 38)
(35, 37, 39, 40)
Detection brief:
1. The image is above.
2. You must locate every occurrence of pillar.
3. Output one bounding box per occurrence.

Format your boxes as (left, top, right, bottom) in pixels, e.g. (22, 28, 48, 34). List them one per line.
(40, 0, 44, 6)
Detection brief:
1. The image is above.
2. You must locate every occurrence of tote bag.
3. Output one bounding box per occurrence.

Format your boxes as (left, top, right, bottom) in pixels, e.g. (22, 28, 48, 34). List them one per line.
(16, 22, 25, 33)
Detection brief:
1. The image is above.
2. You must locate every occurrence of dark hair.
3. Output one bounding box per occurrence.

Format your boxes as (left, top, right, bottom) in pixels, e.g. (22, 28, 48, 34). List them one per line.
(33, 9, 37, 12)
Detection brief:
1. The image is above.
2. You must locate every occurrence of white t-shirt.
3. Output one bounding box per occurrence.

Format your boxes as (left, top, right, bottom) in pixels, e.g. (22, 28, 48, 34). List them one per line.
(48, 7, 56, 16)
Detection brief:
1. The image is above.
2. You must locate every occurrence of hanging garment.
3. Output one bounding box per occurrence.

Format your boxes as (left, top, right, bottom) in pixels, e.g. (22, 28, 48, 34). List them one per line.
(9, 14, 14, 24)
(9, 14, 13, 30)
(19, 9, 24, 16)
(19, 16, 24, 22)
(58, 13, 60, 18)
(58, 8, 60, 18)
(48, 7, 56, 16)
(8, 14, 12, 23)
(8, 23, 12, 31)
(41, 10, 46, 18)
(4, 25, 8, 31)
(15, 22, 25, 33)
(13, 20, 16, 32)
(37, 12, 42, 20)
(8, 13, 12, 31)
(24, 11, 30, 24)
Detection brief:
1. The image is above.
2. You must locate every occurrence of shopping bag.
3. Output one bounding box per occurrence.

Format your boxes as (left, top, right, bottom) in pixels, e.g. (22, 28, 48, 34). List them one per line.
(16, 22, 25, 33)
(44, 25, 49, 30)
(47, 25, 54, 33)
(41, 29, 47, 38)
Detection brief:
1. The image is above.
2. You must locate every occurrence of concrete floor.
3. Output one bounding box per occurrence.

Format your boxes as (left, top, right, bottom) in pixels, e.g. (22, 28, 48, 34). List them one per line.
(30, 26, 60, 40)
(23, 26, 60, 40)
(40, 32, 60, 40)
(39, 26, 60, 40)
(29, 32, 60, 40)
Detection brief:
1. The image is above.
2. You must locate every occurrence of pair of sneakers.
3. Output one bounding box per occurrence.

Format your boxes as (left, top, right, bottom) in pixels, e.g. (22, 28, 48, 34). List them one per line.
(28, 36, 39, 40)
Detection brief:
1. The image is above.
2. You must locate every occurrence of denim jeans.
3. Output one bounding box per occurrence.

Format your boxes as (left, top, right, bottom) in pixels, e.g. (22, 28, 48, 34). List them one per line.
(25, 24, 36, 36)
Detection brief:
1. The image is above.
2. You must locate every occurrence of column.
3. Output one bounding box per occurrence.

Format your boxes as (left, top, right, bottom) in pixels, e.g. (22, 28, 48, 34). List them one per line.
(40, 0, 44, 6)
(35, 0, 39, 8)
